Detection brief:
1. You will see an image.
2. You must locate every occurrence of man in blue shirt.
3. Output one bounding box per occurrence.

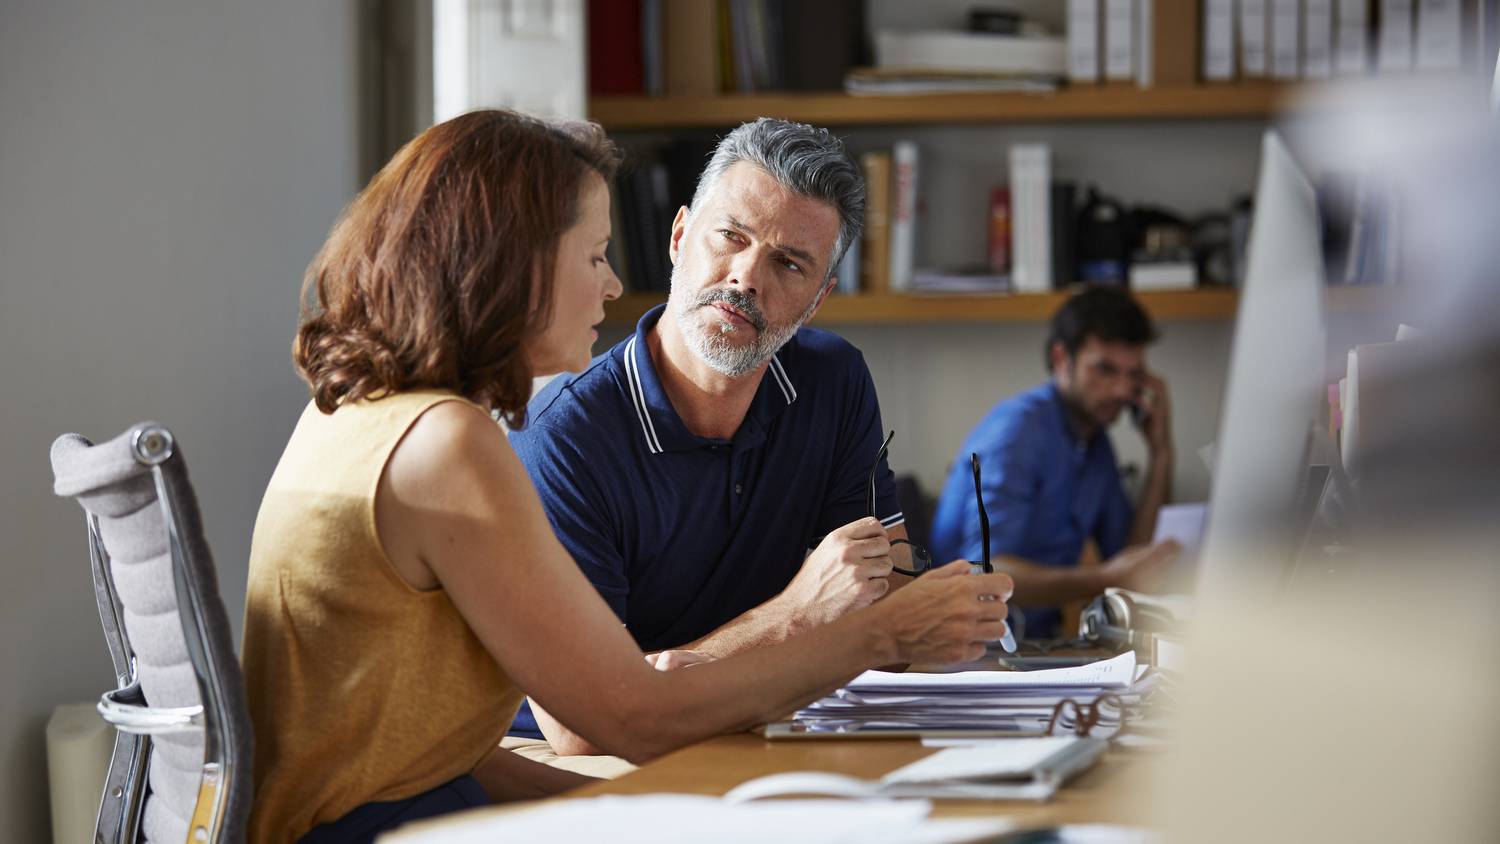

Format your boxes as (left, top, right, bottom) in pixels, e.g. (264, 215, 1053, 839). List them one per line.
(930, 286, 1180, 640)
(508, 119, 938, 758)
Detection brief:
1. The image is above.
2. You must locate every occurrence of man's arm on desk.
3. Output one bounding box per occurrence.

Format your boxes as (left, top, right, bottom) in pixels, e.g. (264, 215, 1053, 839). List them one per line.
(536, 519, 913, 757)
(993, 540, 1180, 609)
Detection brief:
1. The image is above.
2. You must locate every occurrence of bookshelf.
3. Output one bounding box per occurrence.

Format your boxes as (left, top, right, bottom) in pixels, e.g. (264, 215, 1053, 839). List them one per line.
(601, 286, 1398, 326)
(589, 82, 1298, 130)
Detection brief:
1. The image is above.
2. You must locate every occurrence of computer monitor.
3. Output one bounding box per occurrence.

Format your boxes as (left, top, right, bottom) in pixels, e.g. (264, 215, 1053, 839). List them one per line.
(1194, 131, 1329, 605)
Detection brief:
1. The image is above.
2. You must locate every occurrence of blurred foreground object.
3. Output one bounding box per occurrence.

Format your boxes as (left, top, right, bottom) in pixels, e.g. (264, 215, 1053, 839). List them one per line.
(1161, 76, 1500, 843)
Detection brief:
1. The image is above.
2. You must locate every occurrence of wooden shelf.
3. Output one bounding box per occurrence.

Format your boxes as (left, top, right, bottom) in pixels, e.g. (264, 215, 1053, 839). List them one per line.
(589, 83, 1298, 130)
(603, 288, 1241, 326)
(602, 286, 1400, 326)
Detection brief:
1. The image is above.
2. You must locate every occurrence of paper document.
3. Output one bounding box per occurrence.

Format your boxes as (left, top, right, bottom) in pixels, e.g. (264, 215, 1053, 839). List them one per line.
(383, 794, 1012, 844)
(850, 651, 1137, 692)
(774, 652, 1153, 737)
(883, 737, 1091, 783)
(1153, 501, 1207, 589)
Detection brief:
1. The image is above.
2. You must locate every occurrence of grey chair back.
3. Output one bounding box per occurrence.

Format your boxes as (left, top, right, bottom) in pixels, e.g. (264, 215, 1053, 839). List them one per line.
(51, 423, 252, 844)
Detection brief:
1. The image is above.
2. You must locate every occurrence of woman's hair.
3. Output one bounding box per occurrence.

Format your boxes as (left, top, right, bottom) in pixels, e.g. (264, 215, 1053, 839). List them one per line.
(293, 108, 621, 426)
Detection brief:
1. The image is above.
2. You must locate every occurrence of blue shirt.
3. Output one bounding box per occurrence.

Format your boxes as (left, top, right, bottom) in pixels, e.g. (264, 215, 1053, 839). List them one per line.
(929, 383, 1132, 640)
(507, 305, 900, 738)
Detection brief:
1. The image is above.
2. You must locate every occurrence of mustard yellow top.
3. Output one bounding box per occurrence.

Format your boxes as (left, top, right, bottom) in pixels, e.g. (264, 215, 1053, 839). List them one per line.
(241, 391, 522, 843)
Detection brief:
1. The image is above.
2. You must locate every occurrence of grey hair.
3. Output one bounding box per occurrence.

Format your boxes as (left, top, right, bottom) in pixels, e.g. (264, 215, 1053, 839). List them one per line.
(686, 118, 865, 280)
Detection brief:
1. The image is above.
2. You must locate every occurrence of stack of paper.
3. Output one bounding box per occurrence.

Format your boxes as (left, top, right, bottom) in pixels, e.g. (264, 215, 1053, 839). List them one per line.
(773, 652, 1154, 736)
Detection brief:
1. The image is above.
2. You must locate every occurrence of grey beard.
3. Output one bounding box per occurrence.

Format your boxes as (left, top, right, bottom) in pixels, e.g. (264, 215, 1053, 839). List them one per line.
(671, 267, 817, 377)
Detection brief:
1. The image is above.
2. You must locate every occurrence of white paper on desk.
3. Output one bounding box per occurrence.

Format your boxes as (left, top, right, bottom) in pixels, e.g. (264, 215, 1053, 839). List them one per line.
(849, 651, 1136, 692)
(725, 768, 1057, 803)
(1152, 503, 1206, 558)
(883, 737, 1082, 783)
(381, 794, 1011, 844)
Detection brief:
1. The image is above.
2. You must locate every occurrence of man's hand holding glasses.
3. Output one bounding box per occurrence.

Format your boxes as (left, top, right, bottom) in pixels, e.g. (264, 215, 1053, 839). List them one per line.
(775, 516, 896, 630)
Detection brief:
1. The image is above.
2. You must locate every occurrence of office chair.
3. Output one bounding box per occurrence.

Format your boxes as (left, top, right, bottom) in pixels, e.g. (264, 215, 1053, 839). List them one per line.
(51, 423, 252, 844)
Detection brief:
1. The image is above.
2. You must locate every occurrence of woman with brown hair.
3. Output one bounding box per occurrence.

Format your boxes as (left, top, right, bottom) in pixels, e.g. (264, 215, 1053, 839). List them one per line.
(240, 108, 1012, 843)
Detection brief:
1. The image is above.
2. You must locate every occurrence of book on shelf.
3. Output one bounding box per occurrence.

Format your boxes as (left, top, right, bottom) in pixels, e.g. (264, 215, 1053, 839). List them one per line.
(1270, 0, 1302, 80)
(1104, 0, 1135, 82)
(1136, 0, 1200, 88)
(1335, 0, 1370, 75)
(833, 237, 861, 295)
(642, 0, 664, 95)
(1009, 143, 1053, 294)
(663, 0, 719, 96)
(589, 0, 644, 95)
(783, 0, 865, 91)
(1303, 0, 1335, 79)
(619, 162, 674, 292)
(1067, 0, 1101, 84)
(873, 29, 1067, 77)
(609, 140, 714, 294)
(1378, 0, 1416, 72)
(1202, 0, 1237, 80)
(888, 141, 919, 292)
(631, 0, 868, 96)
(989, 188, 1012, 276)
(1240, 0, 1269, 78)
(858, 150, 893, 295)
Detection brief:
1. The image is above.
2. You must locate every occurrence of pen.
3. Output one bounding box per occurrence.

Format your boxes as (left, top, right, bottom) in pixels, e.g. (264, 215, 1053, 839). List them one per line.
(971, 562, 1017, 653)
(968, 453, 1014, 653)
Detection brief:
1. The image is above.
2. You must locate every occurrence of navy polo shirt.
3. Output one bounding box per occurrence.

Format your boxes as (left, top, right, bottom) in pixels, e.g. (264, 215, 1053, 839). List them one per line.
(507, 305, 900, 738)
(929, 383, 1132, 641)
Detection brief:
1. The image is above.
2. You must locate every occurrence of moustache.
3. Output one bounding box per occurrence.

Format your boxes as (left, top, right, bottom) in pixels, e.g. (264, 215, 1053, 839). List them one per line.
(695, 288, 767, 332)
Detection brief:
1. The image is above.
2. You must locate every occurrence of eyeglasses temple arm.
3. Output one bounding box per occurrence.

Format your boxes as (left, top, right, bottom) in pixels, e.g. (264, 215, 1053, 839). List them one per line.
(971, 453, 991, 573)
(869, 430, 895, 518)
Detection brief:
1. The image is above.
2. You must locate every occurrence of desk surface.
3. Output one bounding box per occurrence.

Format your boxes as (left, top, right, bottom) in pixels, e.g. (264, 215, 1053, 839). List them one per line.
(570, 733, 1156, 829)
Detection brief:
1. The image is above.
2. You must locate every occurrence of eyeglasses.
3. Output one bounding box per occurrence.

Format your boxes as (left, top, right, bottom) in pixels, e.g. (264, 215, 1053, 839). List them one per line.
(1043, 693, 1132, 743)
(867, 431, 993, 578)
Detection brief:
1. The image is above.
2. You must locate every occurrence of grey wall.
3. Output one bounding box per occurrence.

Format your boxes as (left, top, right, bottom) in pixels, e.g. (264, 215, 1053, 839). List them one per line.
(0, 1, 360, 838)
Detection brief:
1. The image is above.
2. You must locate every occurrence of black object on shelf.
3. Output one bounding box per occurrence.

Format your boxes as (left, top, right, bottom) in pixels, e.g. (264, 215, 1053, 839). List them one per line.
(1074, 186, 1130, 286)
(1050, 181, 1077, 289)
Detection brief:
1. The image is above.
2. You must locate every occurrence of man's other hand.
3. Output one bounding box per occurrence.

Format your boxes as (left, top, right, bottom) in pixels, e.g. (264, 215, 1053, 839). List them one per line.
(1101, 540, 1181, 593)
(778, 516, 894, 628)
(1134, 372, 1174, 456)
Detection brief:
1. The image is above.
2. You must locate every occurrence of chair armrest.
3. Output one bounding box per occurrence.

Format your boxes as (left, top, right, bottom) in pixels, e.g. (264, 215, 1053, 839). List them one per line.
(98, 684, 203, 735)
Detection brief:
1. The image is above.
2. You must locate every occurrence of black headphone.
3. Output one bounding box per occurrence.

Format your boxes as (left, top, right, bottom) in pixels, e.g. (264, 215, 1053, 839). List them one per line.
(1078, 590, 1149, 649)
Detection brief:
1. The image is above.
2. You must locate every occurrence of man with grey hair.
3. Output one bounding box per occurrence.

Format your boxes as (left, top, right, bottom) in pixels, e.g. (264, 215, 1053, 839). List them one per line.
(505, 118, 920, 759)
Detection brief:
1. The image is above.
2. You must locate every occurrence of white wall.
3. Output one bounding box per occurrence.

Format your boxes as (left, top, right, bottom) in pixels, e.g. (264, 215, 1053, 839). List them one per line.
(0, 1, 360, 839)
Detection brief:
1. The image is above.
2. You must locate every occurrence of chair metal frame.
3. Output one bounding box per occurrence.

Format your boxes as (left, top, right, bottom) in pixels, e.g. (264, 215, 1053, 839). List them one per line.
(87, 424, 239, 844)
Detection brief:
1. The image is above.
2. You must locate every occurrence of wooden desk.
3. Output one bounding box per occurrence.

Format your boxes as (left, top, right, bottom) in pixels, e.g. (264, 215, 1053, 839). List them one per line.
(570, 733, 1156, 829)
